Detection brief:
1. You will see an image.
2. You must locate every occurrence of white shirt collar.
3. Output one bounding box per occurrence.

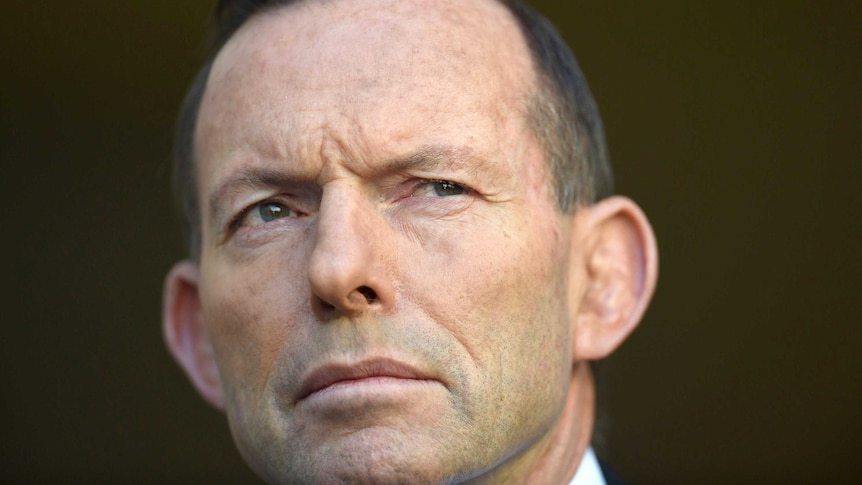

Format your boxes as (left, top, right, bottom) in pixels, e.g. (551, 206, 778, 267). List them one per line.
(568, 447, 606, 485)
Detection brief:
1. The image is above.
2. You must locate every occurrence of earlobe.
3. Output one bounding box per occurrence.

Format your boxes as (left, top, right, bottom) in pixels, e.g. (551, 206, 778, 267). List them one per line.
(163, 261, 225, 410)
(571, 196, 658, 361)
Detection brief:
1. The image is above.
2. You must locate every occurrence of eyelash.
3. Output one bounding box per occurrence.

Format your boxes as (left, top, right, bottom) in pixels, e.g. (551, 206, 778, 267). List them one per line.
(408, 179, 472, 198)
(413, 180, 468, 197)
(228, 198, 295, 232)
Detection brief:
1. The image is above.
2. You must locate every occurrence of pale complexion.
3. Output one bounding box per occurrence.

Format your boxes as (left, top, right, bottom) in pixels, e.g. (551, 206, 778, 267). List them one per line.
(163, 0, 657, 483)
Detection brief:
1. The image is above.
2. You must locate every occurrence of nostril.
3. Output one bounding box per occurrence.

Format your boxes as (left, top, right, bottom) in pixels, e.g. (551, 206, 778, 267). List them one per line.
(357, 286, 377, 303)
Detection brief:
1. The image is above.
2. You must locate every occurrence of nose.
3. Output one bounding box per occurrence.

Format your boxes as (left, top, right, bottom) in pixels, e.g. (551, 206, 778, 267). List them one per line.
(308, 184, 395, 318)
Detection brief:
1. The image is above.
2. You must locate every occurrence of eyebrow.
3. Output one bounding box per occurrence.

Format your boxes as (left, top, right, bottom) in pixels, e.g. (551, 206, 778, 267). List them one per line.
(382, 144, 481, 175)
(209, 167, 305, 227)
(207, 144, 493, 225)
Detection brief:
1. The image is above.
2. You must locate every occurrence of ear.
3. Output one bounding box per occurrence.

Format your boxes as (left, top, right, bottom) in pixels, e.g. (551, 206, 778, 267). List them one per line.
(162, 261, 225, 410)
(571, 196, 658, 360)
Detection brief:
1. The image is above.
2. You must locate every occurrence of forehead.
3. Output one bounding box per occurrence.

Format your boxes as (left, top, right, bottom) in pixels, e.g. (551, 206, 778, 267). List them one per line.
(212, 0, 534, 92)
(195, 0, 539, 183)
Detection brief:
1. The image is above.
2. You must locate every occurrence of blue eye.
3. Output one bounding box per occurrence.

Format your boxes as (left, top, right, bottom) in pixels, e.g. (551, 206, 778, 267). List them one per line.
(410, 180, 469, 199)
(430, 180, 465, 196)
(228, 199, 303, 232)
(258, 202, 289, 222)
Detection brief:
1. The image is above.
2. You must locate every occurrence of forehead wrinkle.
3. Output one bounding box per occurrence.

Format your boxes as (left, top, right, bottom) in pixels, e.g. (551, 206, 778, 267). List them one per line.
(201, 0, 540, 142)
(198, 0, 543, 218)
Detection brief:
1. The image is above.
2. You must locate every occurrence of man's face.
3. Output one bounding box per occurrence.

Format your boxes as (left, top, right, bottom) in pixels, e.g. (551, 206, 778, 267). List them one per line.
(193, 0, 585, 482)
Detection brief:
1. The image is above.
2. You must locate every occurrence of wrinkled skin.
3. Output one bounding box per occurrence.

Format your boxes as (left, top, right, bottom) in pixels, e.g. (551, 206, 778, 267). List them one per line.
(174, 0, 607, 483)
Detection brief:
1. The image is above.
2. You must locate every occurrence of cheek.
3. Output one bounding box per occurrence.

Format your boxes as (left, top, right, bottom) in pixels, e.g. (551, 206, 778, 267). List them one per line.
(199, 252, 308, 404)
(407, 205, 571, 372)
(403, 209, 573, 444)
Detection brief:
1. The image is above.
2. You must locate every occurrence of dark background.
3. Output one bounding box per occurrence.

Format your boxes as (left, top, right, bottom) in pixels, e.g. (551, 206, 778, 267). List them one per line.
(2, 1, 860, 483)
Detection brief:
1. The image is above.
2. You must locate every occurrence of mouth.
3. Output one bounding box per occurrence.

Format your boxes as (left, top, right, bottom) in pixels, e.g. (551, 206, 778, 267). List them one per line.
(296, 357, 439, 402)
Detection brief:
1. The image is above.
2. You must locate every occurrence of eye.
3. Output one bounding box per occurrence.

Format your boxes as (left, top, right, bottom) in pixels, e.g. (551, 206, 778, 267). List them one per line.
(258, 202, 290, 222)
(413, 180, 467, 197)
(234, 200, 299, 228)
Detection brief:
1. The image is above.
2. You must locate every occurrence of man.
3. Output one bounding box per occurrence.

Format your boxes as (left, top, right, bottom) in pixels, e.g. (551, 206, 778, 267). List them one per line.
(162, 0, 658, 483)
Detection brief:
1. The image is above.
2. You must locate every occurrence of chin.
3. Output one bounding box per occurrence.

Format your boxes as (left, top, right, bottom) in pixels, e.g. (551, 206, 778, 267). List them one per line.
(236, 423, 489, 485)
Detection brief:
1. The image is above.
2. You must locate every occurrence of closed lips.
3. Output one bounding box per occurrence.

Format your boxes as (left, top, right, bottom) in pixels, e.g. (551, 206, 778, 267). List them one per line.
(296, 358, 438, 402)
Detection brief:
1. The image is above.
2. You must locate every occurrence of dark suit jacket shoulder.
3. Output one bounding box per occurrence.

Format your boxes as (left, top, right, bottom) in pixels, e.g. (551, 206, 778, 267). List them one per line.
(599, 459, 627, 485)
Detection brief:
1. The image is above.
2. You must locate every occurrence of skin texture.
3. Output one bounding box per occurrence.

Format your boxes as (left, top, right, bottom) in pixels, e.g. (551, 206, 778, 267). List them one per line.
(162, 0, 658, 483)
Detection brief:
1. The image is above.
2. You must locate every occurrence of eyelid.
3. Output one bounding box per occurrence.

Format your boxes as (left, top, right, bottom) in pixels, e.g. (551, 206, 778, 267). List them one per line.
(227, 197, 300, 232)
(227, 202, 259, 232)
(411, 179, 471, 197)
